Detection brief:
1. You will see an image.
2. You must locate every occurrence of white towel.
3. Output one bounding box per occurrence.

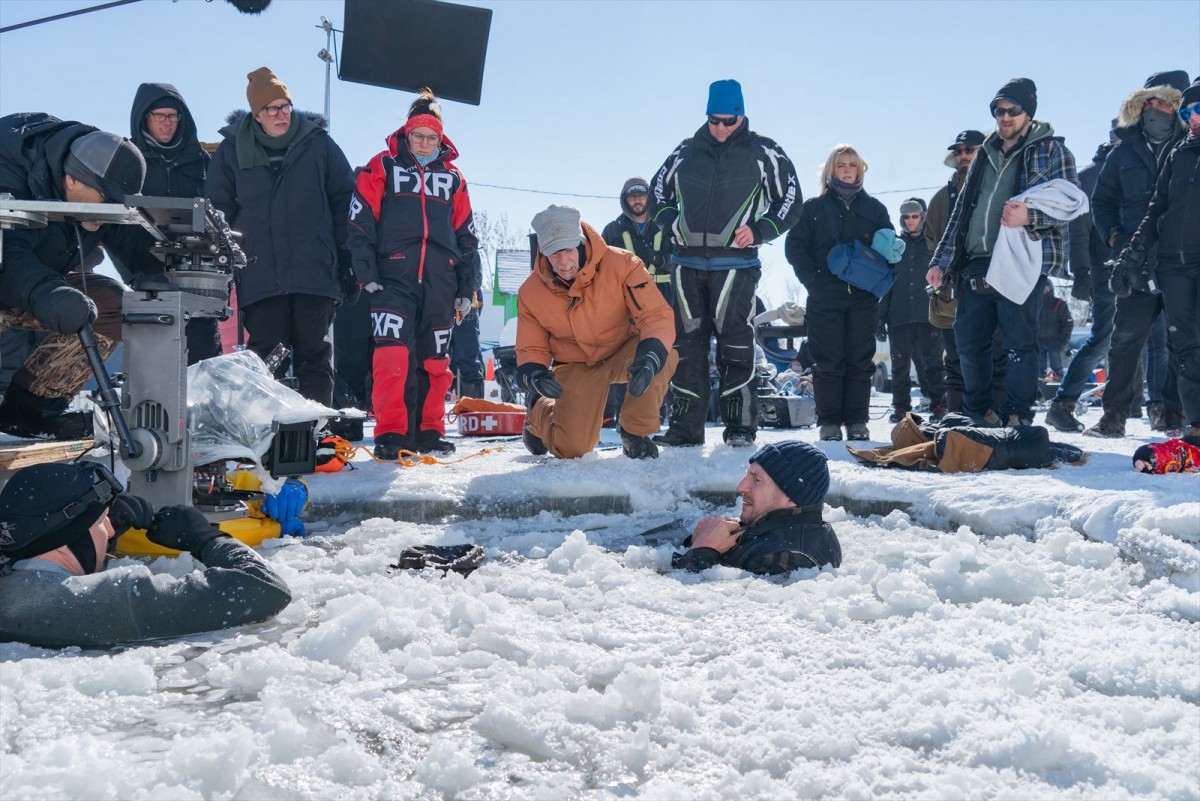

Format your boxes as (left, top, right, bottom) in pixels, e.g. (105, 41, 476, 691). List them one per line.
(986, 178, 1089, 305)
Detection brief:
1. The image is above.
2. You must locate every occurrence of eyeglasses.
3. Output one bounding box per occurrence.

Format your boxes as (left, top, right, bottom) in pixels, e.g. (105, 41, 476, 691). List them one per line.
(1178, 103, 1200, 121)
(408, 132, 441, 145)
(261, 102, 293, 118)
(992, 105, 1025, 119)
(707, 115, 740, 127)
(951, 146, 979, 156)
(148, 111, 180, 123)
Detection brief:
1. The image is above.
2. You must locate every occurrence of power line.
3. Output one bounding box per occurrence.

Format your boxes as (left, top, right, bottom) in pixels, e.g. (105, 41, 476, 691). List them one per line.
(0, 0, 143, 34)
(471, 181, 943, 201)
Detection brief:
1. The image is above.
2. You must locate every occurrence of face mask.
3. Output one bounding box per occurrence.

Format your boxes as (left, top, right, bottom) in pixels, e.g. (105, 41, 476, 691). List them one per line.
(1142, 108, 1177, 143)
(415, 151, 438, 166)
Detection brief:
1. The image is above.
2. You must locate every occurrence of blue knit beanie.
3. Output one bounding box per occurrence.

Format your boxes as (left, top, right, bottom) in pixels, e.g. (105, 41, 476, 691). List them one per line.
(749, 441, 829, 508)
(706, 79, 744, 116)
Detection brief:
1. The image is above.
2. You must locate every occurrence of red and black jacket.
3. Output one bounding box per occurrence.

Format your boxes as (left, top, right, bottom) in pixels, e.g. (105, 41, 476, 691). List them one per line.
(347, 129, 478, 298)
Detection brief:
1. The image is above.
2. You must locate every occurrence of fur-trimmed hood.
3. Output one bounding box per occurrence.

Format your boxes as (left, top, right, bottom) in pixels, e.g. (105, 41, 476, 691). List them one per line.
(1117, 86, 1182, 129)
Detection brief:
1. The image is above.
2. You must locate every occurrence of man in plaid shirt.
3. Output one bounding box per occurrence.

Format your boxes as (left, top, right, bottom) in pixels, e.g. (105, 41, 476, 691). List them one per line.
(925, 78, 1079, 427)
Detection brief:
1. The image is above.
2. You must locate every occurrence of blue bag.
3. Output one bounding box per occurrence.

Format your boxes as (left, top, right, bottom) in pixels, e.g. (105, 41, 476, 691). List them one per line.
(826, 240, 896, 298)
(822, 202, 895, 298)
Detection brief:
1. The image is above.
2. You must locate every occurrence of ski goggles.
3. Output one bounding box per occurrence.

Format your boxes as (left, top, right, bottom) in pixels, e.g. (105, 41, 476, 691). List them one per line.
(1178, 103, 1200, 121)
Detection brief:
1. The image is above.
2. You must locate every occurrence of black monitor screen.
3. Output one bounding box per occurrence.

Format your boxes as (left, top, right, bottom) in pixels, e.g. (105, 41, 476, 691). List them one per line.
(341, 0, 491, 106)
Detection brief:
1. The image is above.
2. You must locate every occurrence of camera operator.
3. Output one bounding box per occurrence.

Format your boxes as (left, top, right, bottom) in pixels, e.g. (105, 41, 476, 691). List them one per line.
(0, 113, 146, 440)
(0, 462, 291, 649)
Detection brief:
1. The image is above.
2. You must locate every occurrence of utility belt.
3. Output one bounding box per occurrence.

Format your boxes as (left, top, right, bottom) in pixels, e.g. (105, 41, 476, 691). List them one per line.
(964, 276, 997, 294)
(960, 256, 996, 294)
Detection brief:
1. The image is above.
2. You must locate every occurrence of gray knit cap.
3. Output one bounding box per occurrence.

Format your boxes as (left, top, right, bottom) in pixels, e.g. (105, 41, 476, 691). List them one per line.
(531, 204, 583, 255)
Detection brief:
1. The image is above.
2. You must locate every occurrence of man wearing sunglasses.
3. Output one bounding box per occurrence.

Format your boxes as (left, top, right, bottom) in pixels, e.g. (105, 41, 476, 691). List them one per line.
(926, 130, 985, 415)
(926, 78, 1079, 428)
(0, 462, 291, 648)
(0, 114, 147, 440)
(650, 79, 801, 449)
(1081, 70, 1190, 439)
(1098, 78, 1200, 445)
(207, 67, 355, 406)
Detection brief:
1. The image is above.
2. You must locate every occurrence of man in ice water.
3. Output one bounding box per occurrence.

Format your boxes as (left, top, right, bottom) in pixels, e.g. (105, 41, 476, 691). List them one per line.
(673, 440, 842, 574)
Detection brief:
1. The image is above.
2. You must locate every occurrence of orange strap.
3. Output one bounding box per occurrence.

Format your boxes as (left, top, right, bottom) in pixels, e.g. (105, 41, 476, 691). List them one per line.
(352, 444, 505, 468)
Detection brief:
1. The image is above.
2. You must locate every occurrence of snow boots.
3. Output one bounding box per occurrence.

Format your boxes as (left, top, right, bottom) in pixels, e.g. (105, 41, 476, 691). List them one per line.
(652, 427, 704, 447)
(1045, 400, 1084, 433)
(415, 430, 456, 455)
(846, 423, 871, 441)
(819, 424, 843, 441)
(374, 432, 412, 460)
(1084, 411, 1126, 438)
(0, 385, 92, 441)
(723, 427, 755, 448)
(620, 427, 659, 459)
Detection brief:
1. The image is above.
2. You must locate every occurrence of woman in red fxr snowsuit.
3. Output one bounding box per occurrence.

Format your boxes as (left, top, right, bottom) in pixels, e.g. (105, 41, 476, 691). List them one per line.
(348, 90, 478, 458)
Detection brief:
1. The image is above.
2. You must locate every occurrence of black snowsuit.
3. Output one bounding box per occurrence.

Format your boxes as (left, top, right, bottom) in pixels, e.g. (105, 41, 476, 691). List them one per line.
(879, 229, 945, 411)
(651, 120, 801, 441)
(1125, 132, 1200, 426)
(673, 506, 842, 575)
(206, 110, 354, 405)
(0, 536, 291, 649)
(786, 190, 892, 427)
(1093, 121, 1186, 424)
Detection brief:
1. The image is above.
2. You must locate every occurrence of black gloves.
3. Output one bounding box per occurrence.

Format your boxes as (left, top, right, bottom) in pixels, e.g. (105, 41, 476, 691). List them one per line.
(517, 363, 563, 399)
(1107, 246, 1147, 299)
(27, 282, 97, 335)
(337, 249, 361, 305)
(874, 319, 889, 342)
(146, 505, 229, 557)
(108, 493, 155, 536)
(1070, 278, 1092, 302)
(627, 338, 668, 397)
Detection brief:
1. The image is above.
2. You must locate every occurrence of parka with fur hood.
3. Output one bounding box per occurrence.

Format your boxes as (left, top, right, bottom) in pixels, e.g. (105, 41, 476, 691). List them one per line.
(1092, 83, 1185, 252)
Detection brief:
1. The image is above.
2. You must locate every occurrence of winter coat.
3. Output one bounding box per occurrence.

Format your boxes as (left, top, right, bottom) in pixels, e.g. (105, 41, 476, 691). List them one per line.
(1092, 120, 1184, 255)
(0, 113, 140, 313)
(879, 230, 933, 328)
(1128, 133, 1200, 264)
(206, 110, 354, 307)
(347, 127, 477, 298)
(516, 222, 674, 368)
(924, 171, 965, 254)
(601, 214, 667, 274)
(784, 190, 893, 301)
(672, 507, 843, 575)
(105, 83, 213, 281)
(1038, 286, 1073, 346)
(0, 536, 291, 649)
(1068, 144, 1113, 288)
(651, 119, 801, 262)
(129, 82, 209, 198)
(930, 122, 1079, 279)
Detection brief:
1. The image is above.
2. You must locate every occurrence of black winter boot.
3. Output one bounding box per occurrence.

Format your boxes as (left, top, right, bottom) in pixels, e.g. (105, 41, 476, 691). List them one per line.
(1044, 400, 1083, 433)
(459, 379, 485, 400)
(818, 424, 843, 441)
(1162, 410, 1186, 438)
(415, 430, 456, 454)
(620, 427, 659, 459)
(373, 432, 413, 460)
(722, 427, 755, 447)
(652, 427, 704, 446)
(888, 408, 911, 424)
(1084, 411, 1126, 438)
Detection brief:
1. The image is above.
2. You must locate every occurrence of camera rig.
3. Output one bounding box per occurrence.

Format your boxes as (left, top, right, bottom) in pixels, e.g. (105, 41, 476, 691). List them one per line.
(0, 195, 316, 520)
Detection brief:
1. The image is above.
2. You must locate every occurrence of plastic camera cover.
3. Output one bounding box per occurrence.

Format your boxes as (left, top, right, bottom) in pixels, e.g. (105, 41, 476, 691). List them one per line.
(187, 350, 336, 486)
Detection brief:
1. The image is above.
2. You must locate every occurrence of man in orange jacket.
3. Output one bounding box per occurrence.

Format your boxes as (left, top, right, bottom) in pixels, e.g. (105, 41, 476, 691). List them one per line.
(517, 205, 678, 459)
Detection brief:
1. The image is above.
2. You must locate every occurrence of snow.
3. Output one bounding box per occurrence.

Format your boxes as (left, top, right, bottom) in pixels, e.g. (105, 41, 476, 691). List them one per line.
(2, 401, 1198, 800)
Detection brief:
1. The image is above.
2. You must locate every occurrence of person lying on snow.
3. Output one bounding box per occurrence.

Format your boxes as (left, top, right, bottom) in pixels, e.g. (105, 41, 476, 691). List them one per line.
(0, 462, 291, 649)
(673, 441, 842, 575)
(1133, 438, 1200, 474)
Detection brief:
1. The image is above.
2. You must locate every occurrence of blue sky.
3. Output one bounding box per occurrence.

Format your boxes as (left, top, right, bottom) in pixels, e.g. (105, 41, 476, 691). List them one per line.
(1, 0, 1197, 308)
